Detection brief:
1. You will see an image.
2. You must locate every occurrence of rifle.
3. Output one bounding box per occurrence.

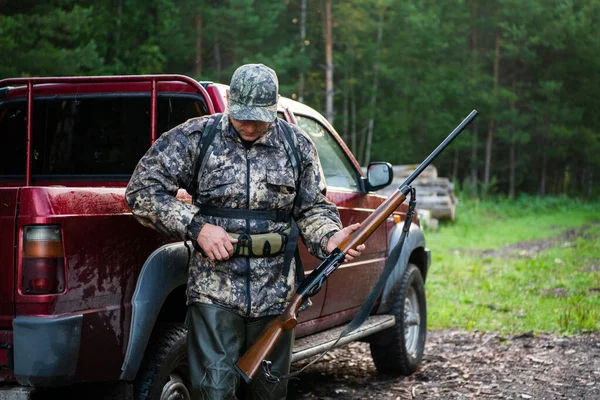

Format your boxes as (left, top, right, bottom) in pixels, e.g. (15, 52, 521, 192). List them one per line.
(235, 110, 479, 383)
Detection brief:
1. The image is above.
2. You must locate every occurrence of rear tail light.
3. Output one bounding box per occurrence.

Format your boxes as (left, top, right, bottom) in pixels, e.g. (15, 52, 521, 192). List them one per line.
(22, 225, 65, 294)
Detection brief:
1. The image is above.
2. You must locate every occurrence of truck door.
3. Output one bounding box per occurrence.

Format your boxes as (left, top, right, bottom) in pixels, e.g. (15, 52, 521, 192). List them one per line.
(293, 114, 388, 318)
(0, 100, 26, 328)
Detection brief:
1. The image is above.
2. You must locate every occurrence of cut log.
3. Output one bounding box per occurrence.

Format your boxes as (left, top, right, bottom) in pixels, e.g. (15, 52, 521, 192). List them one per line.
(392, 164, 438, 179)
(370, 164, 456, 221)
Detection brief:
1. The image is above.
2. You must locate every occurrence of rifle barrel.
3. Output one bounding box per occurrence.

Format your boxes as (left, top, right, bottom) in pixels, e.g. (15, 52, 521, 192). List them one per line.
(340, 109, 478, 252)
(401, 110, 479, 190)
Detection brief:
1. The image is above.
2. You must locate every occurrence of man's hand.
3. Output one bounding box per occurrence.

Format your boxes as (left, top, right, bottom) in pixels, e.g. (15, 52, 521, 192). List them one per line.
(326, 223, 366, 262)
(197, 223, 238, 261)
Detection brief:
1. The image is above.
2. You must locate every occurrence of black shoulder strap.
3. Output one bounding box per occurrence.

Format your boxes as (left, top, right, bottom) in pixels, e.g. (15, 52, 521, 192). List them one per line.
(191, 114, 223, 201)
(277, 119, 303, 191)
(277, 119, 305, 280)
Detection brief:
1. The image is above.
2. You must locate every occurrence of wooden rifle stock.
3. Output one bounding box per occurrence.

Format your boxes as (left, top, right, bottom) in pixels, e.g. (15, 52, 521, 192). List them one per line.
(235, 110, 479, 383)
(235, 293, 305, 382)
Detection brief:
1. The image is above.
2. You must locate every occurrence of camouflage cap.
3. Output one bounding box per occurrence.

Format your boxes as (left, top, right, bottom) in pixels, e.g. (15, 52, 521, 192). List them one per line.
(229, 63, 279, 123)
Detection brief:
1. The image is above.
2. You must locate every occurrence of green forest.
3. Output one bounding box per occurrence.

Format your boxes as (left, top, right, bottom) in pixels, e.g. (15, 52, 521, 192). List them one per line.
(2, 0, 599, 198)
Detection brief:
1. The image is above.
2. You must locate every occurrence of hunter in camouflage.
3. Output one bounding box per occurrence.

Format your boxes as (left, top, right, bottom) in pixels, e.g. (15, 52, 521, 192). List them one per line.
(125, 63, 364, 399)
(126, 112, 342, 316)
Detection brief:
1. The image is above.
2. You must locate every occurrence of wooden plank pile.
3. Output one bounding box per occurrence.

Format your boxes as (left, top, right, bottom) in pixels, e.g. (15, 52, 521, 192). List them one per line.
(375, 165, 457, 223)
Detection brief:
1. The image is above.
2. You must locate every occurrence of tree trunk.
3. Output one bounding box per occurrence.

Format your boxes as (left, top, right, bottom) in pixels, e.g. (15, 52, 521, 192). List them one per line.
(116, 0, 123, 53)
(452, 147, 459, 183)
(351, 73, 357, 155)
(509, 78, 516, 199)
(106, 0, 123, 64)
(194, 14, 203, 77)
(470, 0, 479, 197)
(358, 125, 368, 165)
(540, 148, 547, 196)
(560, 170, 567, 195)
(509, 140, 516, 198)
(298, 0, 307, 103)
(214, 39, 222, 81)
(364, 9, 385, 166)
(324, 0, 334, 124)
(343, 63, 350, 143)
(540, 112, 549, 196)
(587, 168, 593, 197)
(484, 30, 501, 187)
(470, 119, 479, 195)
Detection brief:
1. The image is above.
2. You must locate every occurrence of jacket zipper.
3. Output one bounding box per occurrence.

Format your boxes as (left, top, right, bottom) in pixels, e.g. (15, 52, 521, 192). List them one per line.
(245, 148, 252, 316)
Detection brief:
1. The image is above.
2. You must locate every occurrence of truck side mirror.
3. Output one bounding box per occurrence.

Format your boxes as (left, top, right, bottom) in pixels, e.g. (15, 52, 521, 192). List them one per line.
(365, 162, 393, 192)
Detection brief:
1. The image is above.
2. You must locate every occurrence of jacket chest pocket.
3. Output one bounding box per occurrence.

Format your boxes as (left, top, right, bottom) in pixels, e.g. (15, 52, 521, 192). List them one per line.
(265, 168, 297, 208)
(198, 165, 238, 199)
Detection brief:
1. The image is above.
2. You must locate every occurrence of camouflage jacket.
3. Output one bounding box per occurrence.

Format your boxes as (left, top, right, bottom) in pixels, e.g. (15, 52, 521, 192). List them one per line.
(125, 112, 342, 317)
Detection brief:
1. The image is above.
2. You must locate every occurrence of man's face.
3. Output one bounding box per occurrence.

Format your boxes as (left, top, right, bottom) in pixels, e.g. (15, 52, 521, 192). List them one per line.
(229, 117, 271, 141)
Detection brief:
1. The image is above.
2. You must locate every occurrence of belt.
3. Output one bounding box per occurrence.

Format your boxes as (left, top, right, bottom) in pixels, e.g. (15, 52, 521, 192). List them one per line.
(199, 205, 292, 223)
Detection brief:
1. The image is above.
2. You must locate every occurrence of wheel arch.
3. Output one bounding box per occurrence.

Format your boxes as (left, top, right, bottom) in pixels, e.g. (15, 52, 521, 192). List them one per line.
(120, 242, 190, 381)
(376, 223, 430, 315)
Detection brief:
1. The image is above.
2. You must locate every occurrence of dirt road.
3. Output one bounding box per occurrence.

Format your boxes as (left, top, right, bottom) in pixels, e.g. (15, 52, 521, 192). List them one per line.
(288, 330, 600, 399)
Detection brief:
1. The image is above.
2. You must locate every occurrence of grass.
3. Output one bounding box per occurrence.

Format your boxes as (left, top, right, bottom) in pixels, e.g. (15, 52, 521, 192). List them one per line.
(425, 195, 600, 335)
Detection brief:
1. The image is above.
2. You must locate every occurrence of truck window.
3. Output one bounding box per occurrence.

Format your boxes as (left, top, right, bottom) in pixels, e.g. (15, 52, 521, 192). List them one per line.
(157, 95, 208, 132)
(0, 101, 27, 181)
(28, 94, 206, 179)
(295, 115, 359, 191)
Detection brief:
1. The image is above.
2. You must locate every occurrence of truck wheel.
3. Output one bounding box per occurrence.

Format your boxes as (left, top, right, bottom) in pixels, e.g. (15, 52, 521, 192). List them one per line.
(370, 263, 427, 376)
(134, 323, 191, 400)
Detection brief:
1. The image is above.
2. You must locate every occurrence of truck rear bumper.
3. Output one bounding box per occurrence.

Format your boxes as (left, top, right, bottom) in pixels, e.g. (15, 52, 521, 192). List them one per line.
(12, 314, 82, 387)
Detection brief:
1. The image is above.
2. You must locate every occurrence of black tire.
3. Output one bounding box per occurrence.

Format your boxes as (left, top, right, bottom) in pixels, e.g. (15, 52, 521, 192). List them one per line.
(370, 263, 427, 376)
(134, 323, 191, 400)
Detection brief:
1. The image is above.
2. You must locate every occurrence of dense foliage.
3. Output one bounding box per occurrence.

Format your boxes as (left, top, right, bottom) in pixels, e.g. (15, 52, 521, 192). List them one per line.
(1, 0, 599, 197)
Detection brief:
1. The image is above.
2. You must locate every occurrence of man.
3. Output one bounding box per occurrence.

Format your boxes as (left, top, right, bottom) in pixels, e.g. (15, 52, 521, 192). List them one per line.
(126, 63, 364, 399)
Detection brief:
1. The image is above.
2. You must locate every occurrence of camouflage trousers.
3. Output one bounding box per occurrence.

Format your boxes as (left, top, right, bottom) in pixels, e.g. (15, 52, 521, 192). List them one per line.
(186, 303, 294, 400)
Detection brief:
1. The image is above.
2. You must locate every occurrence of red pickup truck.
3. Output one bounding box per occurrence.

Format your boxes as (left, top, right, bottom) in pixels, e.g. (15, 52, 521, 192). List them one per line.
(0, 75, 430, 399)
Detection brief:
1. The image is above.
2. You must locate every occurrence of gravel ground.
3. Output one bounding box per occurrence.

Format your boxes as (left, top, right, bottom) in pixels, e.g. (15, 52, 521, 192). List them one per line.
(288, 330, 600, 399)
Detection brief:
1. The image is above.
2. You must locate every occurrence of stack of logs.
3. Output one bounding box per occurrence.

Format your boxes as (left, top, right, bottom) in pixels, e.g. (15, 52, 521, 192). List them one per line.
(375, 165, 457, 226)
